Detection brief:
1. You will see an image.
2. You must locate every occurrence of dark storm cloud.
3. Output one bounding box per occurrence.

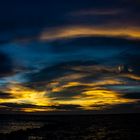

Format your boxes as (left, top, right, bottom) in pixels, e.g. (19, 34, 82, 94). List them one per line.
(0, 103, 39, 109)
(0, 103, 82, 111)
(0, 92, 13, 99)
(27, 60, 98, 84)
(49, 36, 140, 53)
(50, 104, 82, 110)
(25, 55, 140, 92)
(48, 85, 88, 101)
(123, 92, 140, 99)
(104, 101, 140, 114)
(25, 59, 120, 91)
(0, 51, 15, 77)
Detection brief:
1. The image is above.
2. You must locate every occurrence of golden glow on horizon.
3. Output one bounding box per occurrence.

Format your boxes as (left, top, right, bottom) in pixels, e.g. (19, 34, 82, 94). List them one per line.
(0, 84, 49, 106)
(21, 108, 56, 112)
(55, 88, 136, 110)
(40, 26, 140, 41)
(0, 79, 138, 112)
(0, 65, 140, 112)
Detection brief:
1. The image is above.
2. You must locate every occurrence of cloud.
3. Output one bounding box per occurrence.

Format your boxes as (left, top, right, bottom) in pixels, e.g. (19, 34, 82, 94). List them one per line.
(0, 0, 140, 113)
(0, 103, 39, 109)
(0, 92, 13, 99)
(0, 40, 140, 113)
(123, 92, 140, 99)
(0, 0, 139, 43)
(69, 8, 122, 16)
(47, 85, 87, 101)
(103, 101, 140, 114)
(49, 36, 140, 54)
(27, 60, 99, 84)
(40, 26, 140, 41)
(0, 62, 139, 113)
(0, 51, 16, 77)
(49, 104, 82, 111)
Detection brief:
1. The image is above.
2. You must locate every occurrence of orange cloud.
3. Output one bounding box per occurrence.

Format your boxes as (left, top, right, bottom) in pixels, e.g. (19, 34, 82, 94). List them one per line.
(55, 88, 136, 110)
(0, 68, 140, 112)
(40, 26, 140, 41)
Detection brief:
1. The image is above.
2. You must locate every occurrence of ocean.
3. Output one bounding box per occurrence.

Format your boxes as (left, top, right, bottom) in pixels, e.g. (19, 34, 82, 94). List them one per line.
(0, 114, 140, 140)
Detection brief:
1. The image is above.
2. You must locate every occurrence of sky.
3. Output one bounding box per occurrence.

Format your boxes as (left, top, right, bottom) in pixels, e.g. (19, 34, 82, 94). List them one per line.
(0, 0, 140, 114)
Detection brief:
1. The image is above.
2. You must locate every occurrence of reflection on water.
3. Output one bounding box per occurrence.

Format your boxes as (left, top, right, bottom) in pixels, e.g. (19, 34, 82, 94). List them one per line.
(0, 114, 140, 140)
(0, 121, 43, 134)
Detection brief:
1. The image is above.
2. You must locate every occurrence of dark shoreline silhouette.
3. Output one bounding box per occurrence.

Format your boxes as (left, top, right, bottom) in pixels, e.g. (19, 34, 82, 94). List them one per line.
(0, 114, 140, 140)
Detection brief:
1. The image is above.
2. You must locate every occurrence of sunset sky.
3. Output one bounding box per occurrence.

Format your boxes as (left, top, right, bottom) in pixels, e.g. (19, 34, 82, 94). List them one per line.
(0, 0, 140, 114)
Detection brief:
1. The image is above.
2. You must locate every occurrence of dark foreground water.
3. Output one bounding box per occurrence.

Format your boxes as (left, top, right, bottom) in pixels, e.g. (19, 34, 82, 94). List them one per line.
(0, 114, 140, 140)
